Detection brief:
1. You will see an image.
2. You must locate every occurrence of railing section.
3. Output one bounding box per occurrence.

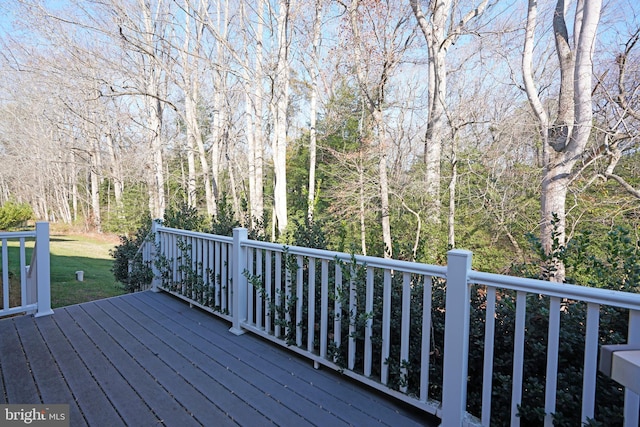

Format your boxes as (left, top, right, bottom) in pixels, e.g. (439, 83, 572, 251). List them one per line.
(0, 222, 53, 319)
(238, 233, 448, 417)
(152, 224, 234, 323)
(152, 225, 447, 417)
(150, 225, 640, 426)
(459, 252, 640, 427)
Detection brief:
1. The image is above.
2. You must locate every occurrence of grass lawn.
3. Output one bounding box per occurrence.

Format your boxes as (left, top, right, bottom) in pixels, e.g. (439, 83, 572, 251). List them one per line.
(48, 233, 126, 308)
(2, 232, 126, 309)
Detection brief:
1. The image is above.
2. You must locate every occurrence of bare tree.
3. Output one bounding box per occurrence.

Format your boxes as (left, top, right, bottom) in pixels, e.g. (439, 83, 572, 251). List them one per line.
(307, 0, 323, 222)
(345, 0, 414, 258)
(271, 0, 292, 236)
(240, 0, 266, 229)
(523, 0, 603, 282)
(410, 0, 489, 224)
(600, 27, 640, 197)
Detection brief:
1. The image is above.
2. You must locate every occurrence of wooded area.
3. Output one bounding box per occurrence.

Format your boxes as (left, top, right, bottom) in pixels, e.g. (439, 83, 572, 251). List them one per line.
(0, 0, 638, 274)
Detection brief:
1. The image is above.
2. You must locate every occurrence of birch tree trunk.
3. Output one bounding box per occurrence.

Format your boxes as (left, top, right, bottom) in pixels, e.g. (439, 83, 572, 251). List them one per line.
(448, 151, 457, 248)
(209, 0, 232, 218)
(105, 131, 124, 216)
(90, 149, 102, 231)
(271, 0, 291, 235)
(307, 0, 322, 222)
(138, 0, 166, 220)
(359, 153, 367, 256)
(186, 110, 197, 207)
(70, 150, 79, 222)
(183, 0, 198, 208)
(181, 0, 215, 214)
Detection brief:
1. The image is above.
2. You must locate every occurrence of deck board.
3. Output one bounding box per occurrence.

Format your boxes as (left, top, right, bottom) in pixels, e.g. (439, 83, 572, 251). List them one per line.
(0, 320, 40, 403)
(124, 293, 375, 426)
(1, 291, 437, 426)
(112, 296, 307, 426)
(12, 316, 86, 426)
(121, 294, 351, 426)
(87, 299, 258, 427)
(77, 302, 233, 427)
(67, 304, 198, 427)
(136, 292, 424, 426)
(55, 307, 160, 426)
(36, 314, 123, 425)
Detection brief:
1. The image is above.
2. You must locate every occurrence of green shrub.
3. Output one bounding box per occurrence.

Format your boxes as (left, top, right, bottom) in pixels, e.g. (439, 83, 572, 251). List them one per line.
(111, 201, 217, 292)
(163, 202, 208, 232)
(0, 201, 33, 230)
(110, 216, 154, 292)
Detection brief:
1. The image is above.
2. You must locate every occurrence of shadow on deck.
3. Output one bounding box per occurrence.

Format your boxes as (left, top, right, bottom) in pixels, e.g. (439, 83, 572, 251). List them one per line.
(0, 291, 439, 426)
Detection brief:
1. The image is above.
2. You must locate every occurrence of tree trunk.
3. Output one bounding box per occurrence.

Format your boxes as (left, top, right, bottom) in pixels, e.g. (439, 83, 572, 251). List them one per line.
(242, 0, 265, 230)
(307, 0, 322, 222)
(140, 0, 166, 220)
(210, 64, 226, 217)
(448, 152, 457, 248)
(411, 0, 489, 228)
(186, 118, 197, 207)
(105, 132, 123, 216)
(524, 0, 602, 282)
(359, 154, 367, 256)
(347, 0, 397, 258)
(374, 112, 393, 259)
(271, 0, 290, 236)
(227, 152, 241, 222)
(70, 150, 79, 222)
(90, 150, 101, 231)
(178, 0, 215, 214)
(424, 42, 447, 222)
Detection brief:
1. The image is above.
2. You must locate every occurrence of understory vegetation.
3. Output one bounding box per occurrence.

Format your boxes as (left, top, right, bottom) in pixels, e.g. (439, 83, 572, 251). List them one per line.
(0, 201, 33, 230)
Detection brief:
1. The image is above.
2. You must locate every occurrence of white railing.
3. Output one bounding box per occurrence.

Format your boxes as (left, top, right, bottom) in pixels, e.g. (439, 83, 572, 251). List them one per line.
(0, 222, 53, 319)
(147, 223, 235, 320)
(447, 251, 640, 427)
(146, 224, 640, 426)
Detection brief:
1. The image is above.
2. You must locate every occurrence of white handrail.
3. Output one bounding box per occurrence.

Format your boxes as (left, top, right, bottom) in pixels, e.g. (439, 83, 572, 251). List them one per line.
(470, 270, 640, 310)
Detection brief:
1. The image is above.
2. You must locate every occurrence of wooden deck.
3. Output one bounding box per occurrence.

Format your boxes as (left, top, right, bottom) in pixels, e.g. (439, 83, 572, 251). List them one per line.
(0, 291, 438, 426)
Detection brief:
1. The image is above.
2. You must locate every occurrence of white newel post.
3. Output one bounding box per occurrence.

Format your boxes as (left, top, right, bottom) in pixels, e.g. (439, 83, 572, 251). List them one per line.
(441, 249, 473, 426)
(230, 227, 248, 335)
(34, 221, 54, 317)
(151, 220, 162, 292)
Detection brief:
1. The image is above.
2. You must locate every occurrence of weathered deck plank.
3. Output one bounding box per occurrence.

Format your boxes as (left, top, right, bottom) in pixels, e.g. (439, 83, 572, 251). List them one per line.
(35, 314, 123, 425)
(12, 316, 86, 426)
(66, 304, 199, 427)
(0, 291, 436, 426)
(53, 308, 160, 426)
(0, 319, 40, 403)
(134, 291, 426, 426)
(108, 296, 308, 426)
(81, 300, 259, 426)
(125, 292, 397, 426)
